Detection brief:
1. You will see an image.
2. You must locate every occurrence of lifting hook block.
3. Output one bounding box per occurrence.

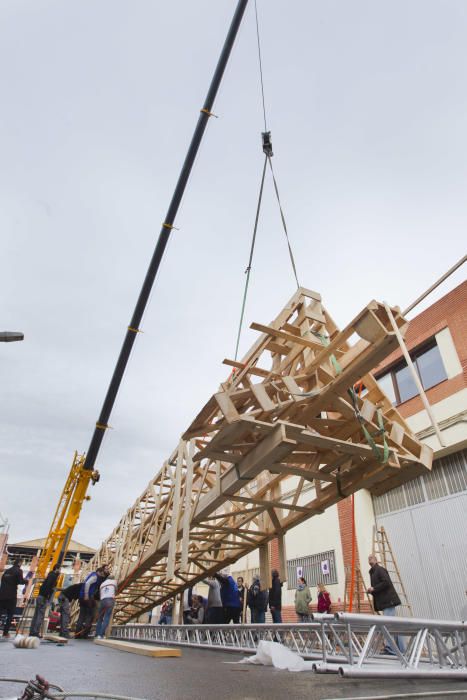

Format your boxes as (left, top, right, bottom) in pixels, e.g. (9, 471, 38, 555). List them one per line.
(262, 131, 273, 157)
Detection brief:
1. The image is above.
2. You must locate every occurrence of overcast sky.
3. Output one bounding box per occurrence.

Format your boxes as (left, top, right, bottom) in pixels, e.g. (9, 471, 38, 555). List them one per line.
(1, 0, 465, 550)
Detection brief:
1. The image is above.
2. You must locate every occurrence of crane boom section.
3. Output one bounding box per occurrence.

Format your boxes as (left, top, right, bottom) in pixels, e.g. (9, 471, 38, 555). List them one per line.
(35, 453, 98, 580)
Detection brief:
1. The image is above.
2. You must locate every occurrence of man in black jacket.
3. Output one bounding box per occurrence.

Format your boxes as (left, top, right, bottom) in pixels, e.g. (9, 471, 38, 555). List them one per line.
(367, 554, 405, 653)
(0, 558, 26, 637)
(269, 569, 283, 623)
(29, 565, 61, 637)
(247, 576, 268, 623)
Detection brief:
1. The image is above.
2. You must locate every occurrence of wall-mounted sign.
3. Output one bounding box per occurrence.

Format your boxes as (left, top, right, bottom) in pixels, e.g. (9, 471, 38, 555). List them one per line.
(296, 566, 303, 580)
(321, 559, 330, 576)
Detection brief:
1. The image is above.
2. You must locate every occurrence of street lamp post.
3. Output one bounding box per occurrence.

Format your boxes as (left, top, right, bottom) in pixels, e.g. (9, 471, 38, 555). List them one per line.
(0, 331, 24, 342)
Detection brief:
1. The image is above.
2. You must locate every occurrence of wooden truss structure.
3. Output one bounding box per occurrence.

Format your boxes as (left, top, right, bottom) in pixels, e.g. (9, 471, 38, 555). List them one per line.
(84, 287, 432, 623)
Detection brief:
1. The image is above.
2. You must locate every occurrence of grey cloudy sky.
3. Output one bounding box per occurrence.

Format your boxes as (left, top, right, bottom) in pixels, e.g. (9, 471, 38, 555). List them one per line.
(1, 0, 465, 549)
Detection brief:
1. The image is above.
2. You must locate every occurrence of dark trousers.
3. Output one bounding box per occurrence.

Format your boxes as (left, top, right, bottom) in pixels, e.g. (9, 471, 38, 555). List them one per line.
(0, 599, 16, 635)
(58, 594, 71, 638)
(297, 612, 311, 622)
(271, 608, 282, 623)
(76, 600, 96, 638)
(251, 608, 265, 623)
(206, 607, 224, 624)
(224, 606, 240, 624)
(30, 595, 48, 636)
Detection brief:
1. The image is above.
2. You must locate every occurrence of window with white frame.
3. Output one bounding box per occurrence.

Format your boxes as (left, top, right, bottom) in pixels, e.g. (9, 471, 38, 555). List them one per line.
(376, 338, 447, 405)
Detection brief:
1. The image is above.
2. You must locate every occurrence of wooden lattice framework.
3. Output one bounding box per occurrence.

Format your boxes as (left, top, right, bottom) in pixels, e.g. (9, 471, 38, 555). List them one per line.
(83, 287, 432, 623)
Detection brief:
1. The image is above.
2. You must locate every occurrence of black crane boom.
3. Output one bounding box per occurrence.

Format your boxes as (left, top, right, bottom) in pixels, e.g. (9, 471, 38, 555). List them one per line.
(83, 0, 249, 471)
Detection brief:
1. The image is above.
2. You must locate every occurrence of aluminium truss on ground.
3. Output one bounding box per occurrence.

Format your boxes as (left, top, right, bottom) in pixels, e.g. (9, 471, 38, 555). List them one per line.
(110, 612, 467, 680)
(83, 288, 432, 623)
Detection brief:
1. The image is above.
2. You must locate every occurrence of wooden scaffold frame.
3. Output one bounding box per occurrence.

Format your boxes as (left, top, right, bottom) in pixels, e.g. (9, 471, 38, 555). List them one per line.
(82, 287, 432, 624)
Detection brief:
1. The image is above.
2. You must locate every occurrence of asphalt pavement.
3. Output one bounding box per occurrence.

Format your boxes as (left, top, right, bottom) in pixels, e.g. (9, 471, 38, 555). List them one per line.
(0, 638, 466, 700)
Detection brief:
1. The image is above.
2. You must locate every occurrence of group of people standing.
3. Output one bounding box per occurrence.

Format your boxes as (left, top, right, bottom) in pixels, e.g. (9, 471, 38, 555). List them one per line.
(197, 570, 280, 625)
(0, 558, 117, 640)
(2, 553, 401, 648)
(157, 569, 333, 626)
(38, 563, 118, 640)
(294, 578, 332, 620)
(58, 564, 117, 639)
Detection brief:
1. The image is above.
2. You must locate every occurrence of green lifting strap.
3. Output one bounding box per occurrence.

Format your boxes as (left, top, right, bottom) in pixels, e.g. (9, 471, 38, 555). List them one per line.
(309, 329, 389, 465)
(309, 330, 342, 376)
(347, 387, 390, 465)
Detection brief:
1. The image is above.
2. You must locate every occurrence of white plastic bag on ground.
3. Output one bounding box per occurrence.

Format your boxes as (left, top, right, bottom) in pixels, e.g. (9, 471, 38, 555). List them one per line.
(239, 641, 315, 672)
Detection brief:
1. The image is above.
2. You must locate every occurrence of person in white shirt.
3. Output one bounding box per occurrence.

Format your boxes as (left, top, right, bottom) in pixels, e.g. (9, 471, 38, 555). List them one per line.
(95, 576, 117, 639)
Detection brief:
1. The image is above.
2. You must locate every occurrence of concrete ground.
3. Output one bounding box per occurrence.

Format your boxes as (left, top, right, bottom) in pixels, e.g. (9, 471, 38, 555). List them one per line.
(0, 638, 466, 700)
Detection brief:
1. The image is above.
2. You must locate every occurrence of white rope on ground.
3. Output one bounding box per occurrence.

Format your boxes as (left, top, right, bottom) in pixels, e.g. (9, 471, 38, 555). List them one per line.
(0, 679, 145, 700)
(324, 690, 467, 700)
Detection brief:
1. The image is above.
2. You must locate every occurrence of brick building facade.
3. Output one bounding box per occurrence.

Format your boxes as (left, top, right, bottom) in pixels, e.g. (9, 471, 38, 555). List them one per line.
(232, 280, 467, 622)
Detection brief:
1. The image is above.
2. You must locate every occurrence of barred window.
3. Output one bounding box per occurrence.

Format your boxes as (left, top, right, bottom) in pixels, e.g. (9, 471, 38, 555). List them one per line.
(287, 550, 338, 589)
(424, 465, 448, 500)
(440, 451, 467, 494)
(373, 450, 466, 515)
(404, 477, 425, 507)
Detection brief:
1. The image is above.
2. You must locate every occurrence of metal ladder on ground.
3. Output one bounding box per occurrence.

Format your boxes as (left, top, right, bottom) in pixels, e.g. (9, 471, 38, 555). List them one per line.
(373, 525, 413, 617)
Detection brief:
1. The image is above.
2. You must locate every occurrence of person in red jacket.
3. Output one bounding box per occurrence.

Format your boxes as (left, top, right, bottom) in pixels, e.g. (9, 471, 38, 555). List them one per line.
(317, 583, 332, 613)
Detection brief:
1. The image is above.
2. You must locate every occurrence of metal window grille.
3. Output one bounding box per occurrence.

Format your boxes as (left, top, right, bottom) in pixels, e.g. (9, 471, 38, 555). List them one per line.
(287, 550, 337, 589)
(373, 492, 389, 516)
(439, 449, 467, 494)
(236, 567, 259, 586)
(404, 477, 425, 507)
(386, 484, 407, 512)
(424, 466, 449, 501)
(373, 449, 466, 515)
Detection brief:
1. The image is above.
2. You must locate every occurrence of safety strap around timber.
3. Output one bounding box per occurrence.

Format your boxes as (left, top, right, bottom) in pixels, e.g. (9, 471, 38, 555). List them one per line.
(309, 330, 390, 466)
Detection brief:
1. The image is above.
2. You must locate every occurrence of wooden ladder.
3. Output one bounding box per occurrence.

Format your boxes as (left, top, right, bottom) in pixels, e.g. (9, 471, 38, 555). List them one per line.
(343, 565, 374, 613)
(373, 525, 413, 617)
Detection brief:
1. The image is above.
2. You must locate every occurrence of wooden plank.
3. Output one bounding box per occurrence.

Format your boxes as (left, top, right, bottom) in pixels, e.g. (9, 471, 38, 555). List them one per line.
(94, 639, 181, 657)
(43, 634, 68, 644)
(251, 383, 276, 411)
(268, 463, 336, 483)
(180, 443, 194, 571)
(250, 322, 324, 351)
(166, 441, 183, 579)
(222, 358, 275, 379)
(277, 532, 287, 581)
(259, 543, 272, 589)
(214, 392, 240, 422)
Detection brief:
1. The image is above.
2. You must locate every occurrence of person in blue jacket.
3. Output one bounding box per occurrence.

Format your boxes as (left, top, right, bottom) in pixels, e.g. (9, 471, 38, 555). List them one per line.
(216, 570, 241, 624)
(75, 564, 110, 638)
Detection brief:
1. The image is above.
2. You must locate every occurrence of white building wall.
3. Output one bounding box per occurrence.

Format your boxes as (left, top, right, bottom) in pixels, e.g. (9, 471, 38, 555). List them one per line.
(281, 504, 345, 607)
(229, 320, 466, 614)
(406, 388, 467, 453)
(436, 327, 463, 378)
